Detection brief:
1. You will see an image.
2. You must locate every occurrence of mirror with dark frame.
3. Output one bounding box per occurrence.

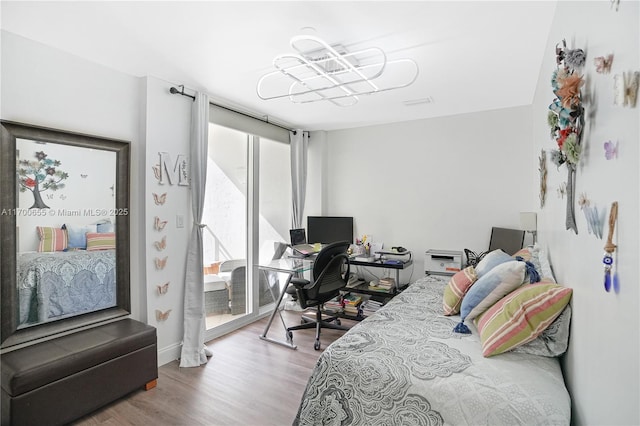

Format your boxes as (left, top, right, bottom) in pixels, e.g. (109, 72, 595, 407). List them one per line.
(0, 121, 130, 350)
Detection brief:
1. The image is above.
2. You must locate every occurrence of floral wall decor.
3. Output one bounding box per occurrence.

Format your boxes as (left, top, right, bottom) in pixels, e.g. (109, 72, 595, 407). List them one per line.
(547, 39, 586, 234)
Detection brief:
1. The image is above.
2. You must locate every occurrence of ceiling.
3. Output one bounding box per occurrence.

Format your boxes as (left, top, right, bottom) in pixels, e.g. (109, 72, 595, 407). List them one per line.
(0, 1, 557, 131)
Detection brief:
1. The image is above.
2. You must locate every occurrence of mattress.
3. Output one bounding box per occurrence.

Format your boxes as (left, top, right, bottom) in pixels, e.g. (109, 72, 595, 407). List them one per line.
(294, 275, 571, 425)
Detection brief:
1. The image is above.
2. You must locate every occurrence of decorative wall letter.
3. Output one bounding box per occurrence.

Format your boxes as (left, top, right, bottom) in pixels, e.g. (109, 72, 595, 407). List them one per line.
(157, 152, 190, 186)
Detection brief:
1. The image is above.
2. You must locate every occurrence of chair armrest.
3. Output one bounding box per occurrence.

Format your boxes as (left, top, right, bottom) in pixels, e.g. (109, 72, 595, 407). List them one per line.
(290, 277, 310, 288)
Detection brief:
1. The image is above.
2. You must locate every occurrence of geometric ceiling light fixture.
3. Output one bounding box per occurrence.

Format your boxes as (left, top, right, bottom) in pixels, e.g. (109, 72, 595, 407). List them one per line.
(256, 35, 419, 107)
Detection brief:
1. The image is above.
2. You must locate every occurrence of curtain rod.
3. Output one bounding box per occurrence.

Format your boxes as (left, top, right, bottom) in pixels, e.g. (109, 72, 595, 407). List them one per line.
(169, 85, 297, 134)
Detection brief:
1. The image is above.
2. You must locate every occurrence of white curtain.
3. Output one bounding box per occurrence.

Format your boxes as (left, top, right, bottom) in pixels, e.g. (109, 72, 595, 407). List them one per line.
(180, 92, 211, 367)
(290, 130, 309, 228)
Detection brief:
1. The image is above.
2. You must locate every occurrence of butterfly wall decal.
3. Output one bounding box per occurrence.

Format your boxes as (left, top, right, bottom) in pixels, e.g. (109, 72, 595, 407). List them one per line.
(157, 282, 170, 295)
(153, 236, 167, 251)
(594, 54, 614, 74)
(557, 182, 567, 199)
(152, 164, 161, 181)
(153, 192, 167, 205)
(155, 309, 172, 321)
(155, 256, 168, 270)
(614, 71, 639, 108)
(604, 140, 618, 160)
(80, 174, 88, 179)
(154, 216, 168, 231)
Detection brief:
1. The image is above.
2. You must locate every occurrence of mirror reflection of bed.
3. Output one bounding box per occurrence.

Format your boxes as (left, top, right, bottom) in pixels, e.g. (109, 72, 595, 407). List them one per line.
(15, 138, 118, 329)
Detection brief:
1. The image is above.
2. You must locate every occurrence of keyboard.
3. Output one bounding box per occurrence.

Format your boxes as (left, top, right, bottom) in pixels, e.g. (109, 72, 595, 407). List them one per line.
(292, 243, 320, 255)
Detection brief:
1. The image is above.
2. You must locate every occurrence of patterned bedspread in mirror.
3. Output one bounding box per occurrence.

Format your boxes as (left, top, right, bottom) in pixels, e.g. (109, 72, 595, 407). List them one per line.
(17, 250, 116, 326)
(294, 275, 570, 425)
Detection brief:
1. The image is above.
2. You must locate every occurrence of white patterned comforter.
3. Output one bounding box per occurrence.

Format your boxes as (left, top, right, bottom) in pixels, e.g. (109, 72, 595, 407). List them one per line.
(17, 250, 117, 326)
(294, 275, 570, 425)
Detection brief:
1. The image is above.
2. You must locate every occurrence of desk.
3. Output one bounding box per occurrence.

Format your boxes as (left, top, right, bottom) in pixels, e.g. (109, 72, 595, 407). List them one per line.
(349, 257, 413, 290)
(258, 257, 313, 350)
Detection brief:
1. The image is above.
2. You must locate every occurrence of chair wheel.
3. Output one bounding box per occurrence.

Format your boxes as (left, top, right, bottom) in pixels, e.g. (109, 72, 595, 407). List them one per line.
(287, 331, 293, 343)
(335, 319, 341, 326)
(314, 340, 321, 350)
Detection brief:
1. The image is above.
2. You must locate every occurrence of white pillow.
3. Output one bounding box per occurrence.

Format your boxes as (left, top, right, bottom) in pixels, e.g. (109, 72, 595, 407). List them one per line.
(532, 244, 556, 282)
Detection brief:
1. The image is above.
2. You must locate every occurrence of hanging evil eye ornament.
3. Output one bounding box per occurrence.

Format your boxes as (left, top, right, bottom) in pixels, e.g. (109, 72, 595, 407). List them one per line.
(602, 202, 618, 292)
(603, 253, 614, 292)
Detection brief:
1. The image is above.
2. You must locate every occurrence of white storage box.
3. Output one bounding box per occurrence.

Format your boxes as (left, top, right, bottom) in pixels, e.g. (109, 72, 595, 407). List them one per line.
(425, 250, 462, 275)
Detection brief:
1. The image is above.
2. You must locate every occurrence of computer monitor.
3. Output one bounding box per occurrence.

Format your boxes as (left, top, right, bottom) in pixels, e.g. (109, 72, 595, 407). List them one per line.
(488, 227, 525, 255)
(307, 216, 354, 244)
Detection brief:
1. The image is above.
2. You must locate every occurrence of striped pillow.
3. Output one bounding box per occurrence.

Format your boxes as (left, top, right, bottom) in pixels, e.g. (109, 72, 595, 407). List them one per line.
(86, 232, 116, 251)
(443, 266, 477, 315)
(475, 283, 573, 357)
(37, 226, 68, 252)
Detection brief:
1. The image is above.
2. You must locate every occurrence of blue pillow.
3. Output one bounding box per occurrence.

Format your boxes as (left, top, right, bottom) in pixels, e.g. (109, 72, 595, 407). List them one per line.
(97, 222, 115, 233)
(64, 224, 97, 249)
(453, 260, 526, 334)
(460, 260, 526, 322)
(474, 249, 513, 278)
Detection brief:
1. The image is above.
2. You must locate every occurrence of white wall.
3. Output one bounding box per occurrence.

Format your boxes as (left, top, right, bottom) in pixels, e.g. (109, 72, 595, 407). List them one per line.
(320, 106, 535, 281)
(0, 31, 146, 323)
(142, 76, 193, 365)
(531, 1, 639, 424)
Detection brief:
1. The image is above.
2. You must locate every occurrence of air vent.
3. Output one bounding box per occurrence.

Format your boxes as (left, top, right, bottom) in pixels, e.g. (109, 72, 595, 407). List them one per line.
(308, 44, 360, 74)
(403, 97, 434, 106)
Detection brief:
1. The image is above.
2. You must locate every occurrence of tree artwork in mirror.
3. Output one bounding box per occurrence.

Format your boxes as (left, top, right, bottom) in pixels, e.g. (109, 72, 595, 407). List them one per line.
(1, 121, 130, 350)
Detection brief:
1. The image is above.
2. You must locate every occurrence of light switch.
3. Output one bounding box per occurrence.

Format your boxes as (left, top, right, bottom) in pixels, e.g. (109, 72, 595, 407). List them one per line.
(176, 215, 184, 228)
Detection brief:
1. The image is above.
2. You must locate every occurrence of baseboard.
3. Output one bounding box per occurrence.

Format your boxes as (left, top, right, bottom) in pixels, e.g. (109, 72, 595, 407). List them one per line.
(157, 342, 181, 366)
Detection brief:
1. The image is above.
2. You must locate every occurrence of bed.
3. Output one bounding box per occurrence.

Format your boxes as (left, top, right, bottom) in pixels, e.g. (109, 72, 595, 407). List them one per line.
(294, 266, 572, 425)
(17, 250, 117, 325)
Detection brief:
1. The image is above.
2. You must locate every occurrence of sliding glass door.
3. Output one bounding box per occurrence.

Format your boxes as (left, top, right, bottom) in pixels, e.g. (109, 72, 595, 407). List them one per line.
(203, 124, 248, 332)
(258, 135, 292, 315)
(203, 122, 291, 337)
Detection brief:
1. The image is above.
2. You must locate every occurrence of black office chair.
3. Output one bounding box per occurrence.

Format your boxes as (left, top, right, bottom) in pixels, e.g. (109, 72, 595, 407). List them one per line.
(286, 241, 351, 350)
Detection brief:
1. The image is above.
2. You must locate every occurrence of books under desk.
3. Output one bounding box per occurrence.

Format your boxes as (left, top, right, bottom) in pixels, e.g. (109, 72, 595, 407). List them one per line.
(317, 282, 400, 321)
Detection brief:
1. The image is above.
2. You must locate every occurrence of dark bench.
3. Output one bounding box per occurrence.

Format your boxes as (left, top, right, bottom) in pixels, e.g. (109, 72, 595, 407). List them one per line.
(1, 319, 157, 426)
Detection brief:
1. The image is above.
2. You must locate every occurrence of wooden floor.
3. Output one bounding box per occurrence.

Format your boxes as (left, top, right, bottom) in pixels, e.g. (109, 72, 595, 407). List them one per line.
(72, 311, 356, 426)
